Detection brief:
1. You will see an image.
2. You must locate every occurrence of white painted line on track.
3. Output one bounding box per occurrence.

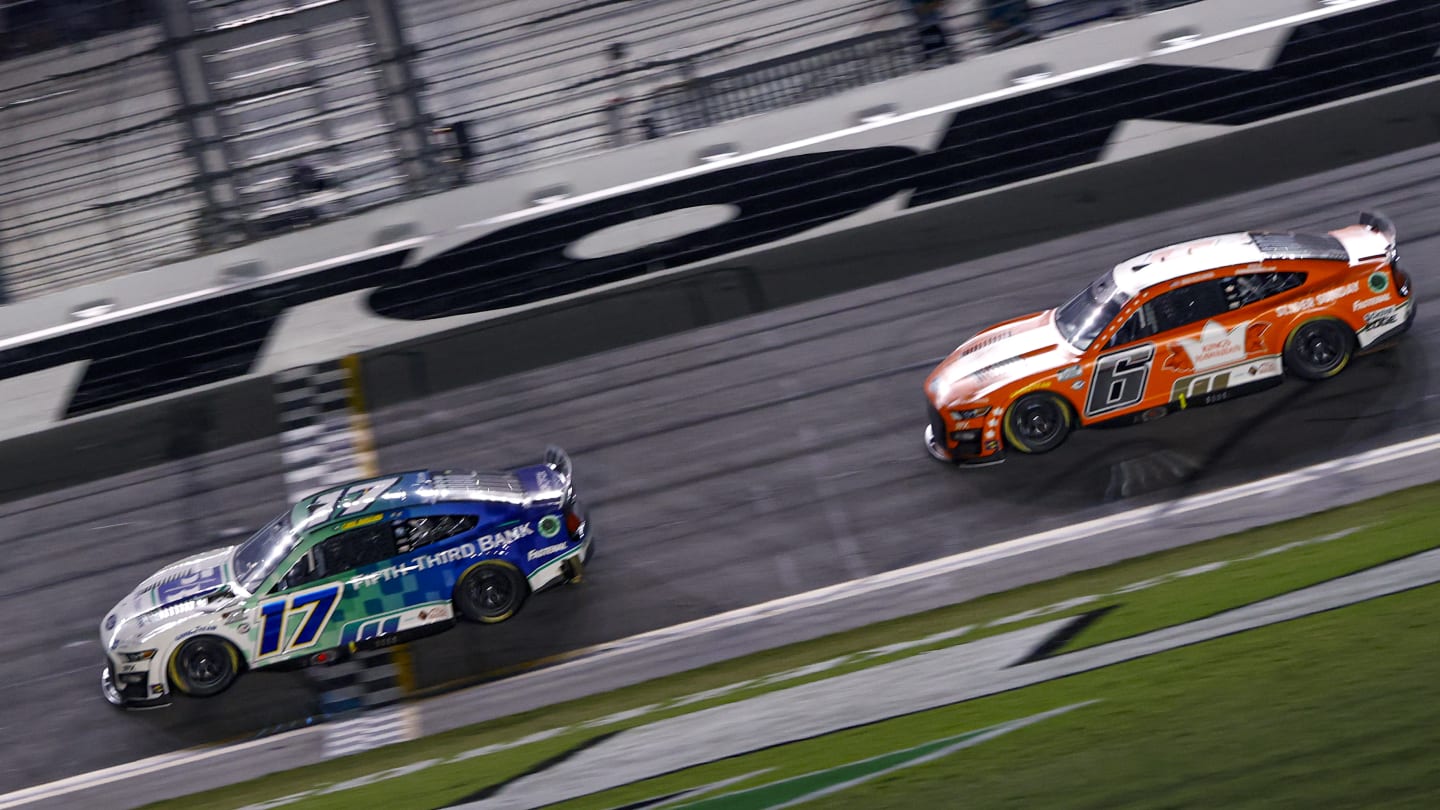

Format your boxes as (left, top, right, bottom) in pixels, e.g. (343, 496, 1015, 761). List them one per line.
(0, 727, 325, 810)
(4, 428, 1439, 809)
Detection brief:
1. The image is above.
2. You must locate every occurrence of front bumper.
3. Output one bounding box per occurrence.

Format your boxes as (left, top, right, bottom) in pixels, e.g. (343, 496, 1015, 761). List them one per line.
(102, 660, 171, 710)
(925, 404, 1004, 465)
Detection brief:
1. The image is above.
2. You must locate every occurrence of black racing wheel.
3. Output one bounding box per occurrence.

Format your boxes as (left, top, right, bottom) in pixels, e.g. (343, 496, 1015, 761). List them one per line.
(455, 562, 529, 624)
(1003, 392, 1074, 454)
(168, 636, 241, 697)
(1284, 318, 1354, 381)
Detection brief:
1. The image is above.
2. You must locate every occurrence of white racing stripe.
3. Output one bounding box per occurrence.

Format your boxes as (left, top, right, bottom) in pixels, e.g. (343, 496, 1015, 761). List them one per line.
(4, 429, 1439, 809)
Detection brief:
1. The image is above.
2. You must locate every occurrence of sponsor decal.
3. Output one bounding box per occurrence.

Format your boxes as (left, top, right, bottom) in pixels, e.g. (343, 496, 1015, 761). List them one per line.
(1368, 270, 1390, 293)
(1234, 263, 1276, 274)
(1353, 294, 1390, 311)
(538, 515, 562, 539)
(237, 623, 250, 634)
(1171, 355, 1282, 401)
(417, 605, 451, 622)
(104, 614, 116, 631)
(479, 522, 535, 552)
(1362, 305, 1403, 329)
(175, 625, 218, 641)
(1056, 364, 1082, 382)
(528, 542, 568, 561)
(1167, 270, 1216, 287)
(1175, 321, 1248, 372)
(1017, 379, 1052, 394)
(339, 513, 383, 531)
(152, 684, 164, 695)
(349, 524, 536, 588)
(155, 565, 226, 607)
(1274, 281, 1359, 316)
(341, 616, 401, 646)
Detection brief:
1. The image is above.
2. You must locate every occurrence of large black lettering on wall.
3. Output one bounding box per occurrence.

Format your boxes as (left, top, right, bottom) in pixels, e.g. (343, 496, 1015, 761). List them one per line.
(0, 0, 1434, 419)
(907, 0, 1440, 207)
(0, 251, 412, 418)
(367, 149, 918, 319)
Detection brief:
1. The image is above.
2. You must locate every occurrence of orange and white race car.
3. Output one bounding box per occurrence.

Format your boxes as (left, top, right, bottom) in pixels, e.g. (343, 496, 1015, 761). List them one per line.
(924, 212, 1415, 465)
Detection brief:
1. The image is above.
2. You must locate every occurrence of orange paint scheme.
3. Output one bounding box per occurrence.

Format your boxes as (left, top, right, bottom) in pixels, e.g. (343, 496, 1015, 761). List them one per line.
(923, 213, 1415, 465)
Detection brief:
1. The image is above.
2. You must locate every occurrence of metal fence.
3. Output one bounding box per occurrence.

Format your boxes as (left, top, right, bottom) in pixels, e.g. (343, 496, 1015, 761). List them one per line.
(0, 0, 1204, 304)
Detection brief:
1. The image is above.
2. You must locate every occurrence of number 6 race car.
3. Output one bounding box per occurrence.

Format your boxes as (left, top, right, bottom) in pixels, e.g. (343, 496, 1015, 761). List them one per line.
(924, 211, 1415, 465)
(100, 447, 592, 709)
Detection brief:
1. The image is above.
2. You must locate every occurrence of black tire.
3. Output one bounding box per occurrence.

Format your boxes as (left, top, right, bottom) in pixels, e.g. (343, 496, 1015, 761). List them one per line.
(1003, 392, 1074, 454)
(455, 562, 529, 624)
(167, 636, 240, 698)
(1284, 318, 1354, 381)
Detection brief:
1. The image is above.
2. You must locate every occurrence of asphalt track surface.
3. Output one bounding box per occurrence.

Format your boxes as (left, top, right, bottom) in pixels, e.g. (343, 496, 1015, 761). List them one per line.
(3, 144, 1440, 798)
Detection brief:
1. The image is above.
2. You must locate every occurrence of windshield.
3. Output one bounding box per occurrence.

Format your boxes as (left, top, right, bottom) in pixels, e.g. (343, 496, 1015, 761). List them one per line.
(1054, 270, 1130, 350)
(232, 514, 299, 593)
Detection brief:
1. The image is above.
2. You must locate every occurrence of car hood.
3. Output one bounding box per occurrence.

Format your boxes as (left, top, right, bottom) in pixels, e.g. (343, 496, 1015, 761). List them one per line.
(926, 310, 1076, 405)
(101, 546, 241, 647)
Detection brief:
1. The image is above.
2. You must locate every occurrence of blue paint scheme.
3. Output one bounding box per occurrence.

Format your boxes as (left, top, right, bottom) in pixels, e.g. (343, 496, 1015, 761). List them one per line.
(155, 565, 226, 606)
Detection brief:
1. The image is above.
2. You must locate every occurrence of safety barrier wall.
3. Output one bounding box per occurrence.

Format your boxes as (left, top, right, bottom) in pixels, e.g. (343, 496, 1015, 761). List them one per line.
(0, 0, 1436, 501)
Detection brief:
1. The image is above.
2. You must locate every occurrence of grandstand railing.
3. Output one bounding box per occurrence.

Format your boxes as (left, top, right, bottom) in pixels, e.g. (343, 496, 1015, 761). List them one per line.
(0, 0, 1201, 305)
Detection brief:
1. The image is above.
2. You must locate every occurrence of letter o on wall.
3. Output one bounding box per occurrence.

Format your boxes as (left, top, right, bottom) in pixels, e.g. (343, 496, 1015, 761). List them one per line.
(367, 147, 919, 320)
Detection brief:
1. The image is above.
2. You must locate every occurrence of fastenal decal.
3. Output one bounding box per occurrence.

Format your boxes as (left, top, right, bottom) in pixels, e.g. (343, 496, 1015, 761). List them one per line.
(528, 543, 568, 561)
(1352, 294, 1390, 311)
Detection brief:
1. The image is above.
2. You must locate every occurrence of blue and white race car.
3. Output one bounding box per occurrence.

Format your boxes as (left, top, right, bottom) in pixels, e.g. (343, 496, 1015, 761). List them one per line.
(100, 447, 592, 708)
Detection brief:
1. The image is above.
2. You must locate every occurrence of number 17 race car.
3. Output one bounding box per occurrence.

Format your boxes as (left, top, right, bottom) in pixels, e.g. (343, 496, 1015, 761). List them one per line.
(100, 447, 592, 708)
(924, 211, 1415, 465)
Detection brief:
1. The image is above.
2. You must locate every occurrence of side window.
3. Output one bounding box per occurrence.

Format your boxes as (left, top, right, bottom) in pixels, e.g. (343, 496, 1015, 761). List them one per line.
(278, 551, 321, 592)
(393, 515, 477, 554)
(1225, 272, 1305, 307)
(1108, 304, 1160, 347)
(275, 522, 401, 593)
(1150, 280, 1232, 332)
(318, 523, 400, 574)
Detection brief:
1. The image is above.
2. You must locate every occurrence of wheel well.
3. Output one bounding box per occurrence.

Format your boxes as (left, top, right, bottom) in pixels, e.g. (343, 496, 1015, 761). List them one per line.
(166, 635, 245, 689)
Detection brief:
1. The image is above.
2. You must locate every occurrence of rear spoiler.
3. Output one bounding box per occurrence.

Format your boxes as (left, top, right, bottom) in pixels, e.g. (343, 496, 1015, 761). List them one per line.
(543, 445, 575, 502)
(1359, 210, 1397, 258)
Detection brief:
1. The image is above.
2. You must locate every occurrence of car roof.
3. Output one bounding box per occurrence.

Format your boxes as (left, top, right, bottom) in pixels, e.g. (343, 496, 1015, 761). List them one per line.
(289, 469, 524, 534)
(1111, 230, 1351, 297)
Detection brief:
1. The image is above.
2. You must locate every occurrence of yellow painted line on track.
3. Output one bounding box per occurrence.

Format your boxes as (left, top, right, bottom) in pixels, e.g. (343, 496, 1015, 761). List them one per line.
(338, 354, 419, 702)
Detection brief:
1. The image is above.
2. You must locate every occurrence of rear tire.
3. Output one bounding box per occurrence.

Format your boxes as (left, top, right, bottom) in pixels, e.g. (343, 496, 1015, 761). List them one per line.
(455, 562, 528, 624)
(168, 636, 240, 698)
(1284, 318, 1354, 380)
(1002, 392, 1073, 454)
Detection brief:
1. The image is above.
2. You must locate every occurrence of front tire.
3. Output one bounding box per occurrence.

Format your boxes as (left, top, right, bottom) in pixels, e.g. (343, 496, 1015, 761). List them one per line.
(1003, 392, 1073, 454)
(455, 562, 528, 624)
(167, 636, 240, 698)
(1284, 318, 1354, 380)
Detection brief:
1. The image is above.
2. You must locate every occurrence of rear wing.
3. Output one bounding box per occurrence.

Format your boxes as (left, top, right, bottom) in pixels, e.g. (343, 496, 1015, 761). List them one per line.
(1359, 210, 1396, 245)
(1330, 210, 1397, 263)
(1359, 210, 1398, 262)
(542, 445, 575, 504)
